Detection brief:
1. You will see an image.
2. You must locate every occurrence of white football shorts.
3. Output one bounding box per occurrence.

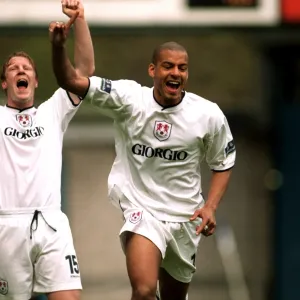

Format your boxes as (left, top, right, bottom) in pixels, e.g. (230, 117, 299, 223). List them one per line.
(119, 198, 202, 283)
(0, 209, 82, 300)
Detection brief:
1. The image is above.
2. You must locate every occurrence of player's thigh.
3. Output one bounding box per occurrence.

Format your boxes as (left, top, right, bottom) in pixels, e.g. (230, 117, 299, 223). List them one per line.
(120, 206, 167, 296)
(33, 213, 82, 294)
(47, 289, 80, 300)
(159, 268, 189, 300)
(125, 232, 162, 295)
(0, 216, 33, 300)
(161, 221, 201, 285)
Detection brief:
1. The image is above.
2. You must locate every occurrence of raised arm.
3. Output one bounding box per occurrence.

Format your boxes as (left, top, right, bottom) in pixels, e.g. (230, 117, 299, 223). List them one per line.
(62, 0, 95, 77)
(61, 0, 94, 103)
(49, 15, 90, 98)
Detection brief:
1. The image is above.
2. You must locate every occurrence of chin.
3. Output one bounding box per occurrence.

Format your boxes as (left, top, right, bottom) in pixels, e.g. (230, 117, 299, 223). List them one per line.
(13, 96, 32, 104)
(167, 93, 181, 100)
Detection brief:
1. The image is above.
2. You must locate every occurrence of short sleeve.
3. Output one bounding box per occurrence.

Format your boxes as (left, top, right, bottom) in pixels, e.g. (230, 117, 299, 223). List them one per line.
(205, 105, 236, 171)
(84, 76, 140, 119)
(45, 88, 82, 133)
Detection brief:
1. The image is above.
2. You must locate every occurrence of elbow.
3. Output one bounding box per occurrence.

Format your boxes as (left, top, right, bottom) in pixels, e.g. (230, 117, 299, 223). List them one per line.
(75, 65, 95, 78)
(88, 64, 95, 77)
(56, 76, 72, 92)
(84, 64, 95, 77)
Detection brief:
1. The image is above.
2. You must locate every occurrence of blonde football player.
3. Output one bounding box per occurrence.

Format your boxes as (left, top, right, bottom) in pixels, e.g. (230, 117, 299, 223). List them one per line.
(0, 1, 94, 300)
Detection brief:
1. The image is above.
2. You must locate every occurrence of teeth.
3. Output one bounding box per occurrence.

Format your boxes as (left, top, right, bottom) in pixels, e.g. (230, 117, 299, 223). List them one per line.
(168, 81, 180, 86)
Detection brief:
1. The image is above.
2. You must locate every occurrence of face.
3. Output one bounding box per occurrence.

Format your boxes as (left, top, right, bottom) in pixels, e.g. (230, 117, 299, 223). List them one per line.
(148, 49, 188, 104)
(1, 56, 38, 108)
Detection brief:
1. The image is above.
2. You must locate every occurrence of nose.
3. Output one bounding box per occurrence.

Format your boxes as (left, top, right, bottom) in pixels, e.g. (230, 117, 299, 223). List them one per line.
(15, 65, 26, 74)
(17, 69, 26, 75)
(170, 67, 180, 77)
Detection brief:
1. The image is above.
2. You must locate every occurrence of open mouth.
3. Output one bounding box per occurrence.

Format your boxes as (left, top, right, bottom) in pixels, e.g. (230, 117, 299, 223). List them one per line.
(165, 81, 180, 93)
(16, 79, 28, 89)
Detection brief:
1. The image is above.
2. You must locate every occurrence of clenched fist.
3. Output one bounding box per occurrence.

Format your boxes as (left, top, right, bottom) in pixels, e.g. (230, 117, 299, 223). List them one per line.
(62, 0, 84, 19)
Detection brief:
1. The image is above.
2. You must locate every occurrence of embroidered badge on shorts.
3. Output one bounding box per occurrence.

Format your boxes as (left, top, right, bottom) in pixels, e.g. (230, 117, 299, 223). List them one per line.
(129, 211, 143, 224)
(0, 279, 8, 295)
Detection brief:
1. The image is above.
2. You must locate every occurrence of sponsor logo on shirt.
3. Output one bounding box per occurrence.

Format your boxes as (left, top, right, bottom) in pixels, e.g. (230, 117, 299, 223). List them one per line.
(153, 120, 172, 141)
(16, 113, 33, 128)
(4, 127, 44, 140)
(132, 143, 188, 161)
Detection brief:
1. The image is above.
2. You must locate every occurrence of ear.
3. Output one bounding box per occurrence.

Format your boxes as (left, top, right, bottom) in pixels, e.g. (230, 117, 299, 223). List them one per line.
(1, 81, 7, 91)
(35, 79, 38, 88)
(148, 63, 155, 78)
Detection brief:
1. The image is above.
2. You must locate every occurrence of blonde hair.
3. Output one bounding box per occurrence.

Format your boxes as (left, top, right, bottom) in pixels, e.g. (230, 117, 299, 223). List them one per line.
(1, 51, 38, 81)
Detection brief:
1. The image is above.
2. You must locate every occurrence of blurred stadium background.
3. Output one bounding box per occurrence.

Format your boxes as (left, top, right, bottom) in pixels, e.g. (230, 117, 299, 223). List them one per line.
(1, 0, 300, 299)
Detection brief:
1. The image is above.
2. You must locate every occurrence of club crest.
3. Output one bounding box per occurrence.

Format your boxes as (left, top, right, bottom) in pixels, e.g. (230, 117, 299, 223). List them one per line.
(0, 279, 8, 295)
(129, 211, 143, 224)
(153, 121, 172, 141)
(16, 114, 33, 128)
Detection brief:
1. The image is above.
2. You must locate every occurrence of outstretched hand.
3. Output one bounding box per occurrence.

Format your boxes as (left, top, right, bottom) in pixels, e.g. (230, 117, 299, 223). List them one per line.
(62, 0, 84, 19)
(190, 205, 217, 237)
(49, 11, 79, 47)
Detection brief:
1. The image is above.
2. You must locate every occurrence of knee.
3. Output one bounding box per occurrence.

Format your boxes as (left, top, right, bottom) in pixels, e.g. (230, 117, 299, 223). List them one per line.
(132, 285, 157, 300)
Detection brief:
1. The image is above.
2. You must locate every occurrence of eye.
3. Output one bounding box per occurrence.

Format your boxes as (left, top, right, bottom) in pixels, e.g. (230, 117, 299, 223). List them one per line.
(179, 65, 188, 71)
(162, 64, 173, 70)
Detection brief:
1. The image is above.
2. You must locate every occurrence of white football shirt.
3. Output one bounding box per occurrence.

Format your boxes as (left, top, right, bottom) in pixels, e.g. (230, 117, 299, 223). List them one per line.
(0, 89, 81, 212)
(86, 76, 236, 222)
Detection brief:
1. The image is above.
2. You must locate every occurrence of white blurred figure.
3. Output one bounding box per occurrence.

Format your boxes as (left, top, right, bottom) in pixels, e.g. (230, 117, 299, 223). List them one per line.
(0, 1, 94, 300)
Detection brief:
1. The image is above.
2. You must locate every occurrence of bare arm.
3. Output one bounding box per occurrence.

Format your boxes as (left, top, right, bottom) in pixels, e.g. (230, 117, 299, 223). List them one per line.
(73, 13, 95, 76)
(190, 113, 235, 236)
(62, 0, 94, 103)
(62, 0, 95, 76)
(190, 169, 232, 236)
(205, 169, 232, 211)
(50, 17, 90, 98)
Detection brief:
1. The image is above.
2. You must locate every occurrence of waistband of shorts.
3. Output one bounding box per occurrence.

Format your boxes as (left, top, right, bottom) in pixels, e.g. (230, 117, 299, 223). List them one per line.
(0, 206, 61, 215)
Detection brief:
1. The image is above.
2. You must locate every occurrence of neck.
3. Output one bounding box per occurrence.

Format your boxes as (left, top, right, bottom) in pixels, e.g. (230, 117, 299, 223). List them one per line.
(153, 90, 183, 108)
(6, 98, 34, 110)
